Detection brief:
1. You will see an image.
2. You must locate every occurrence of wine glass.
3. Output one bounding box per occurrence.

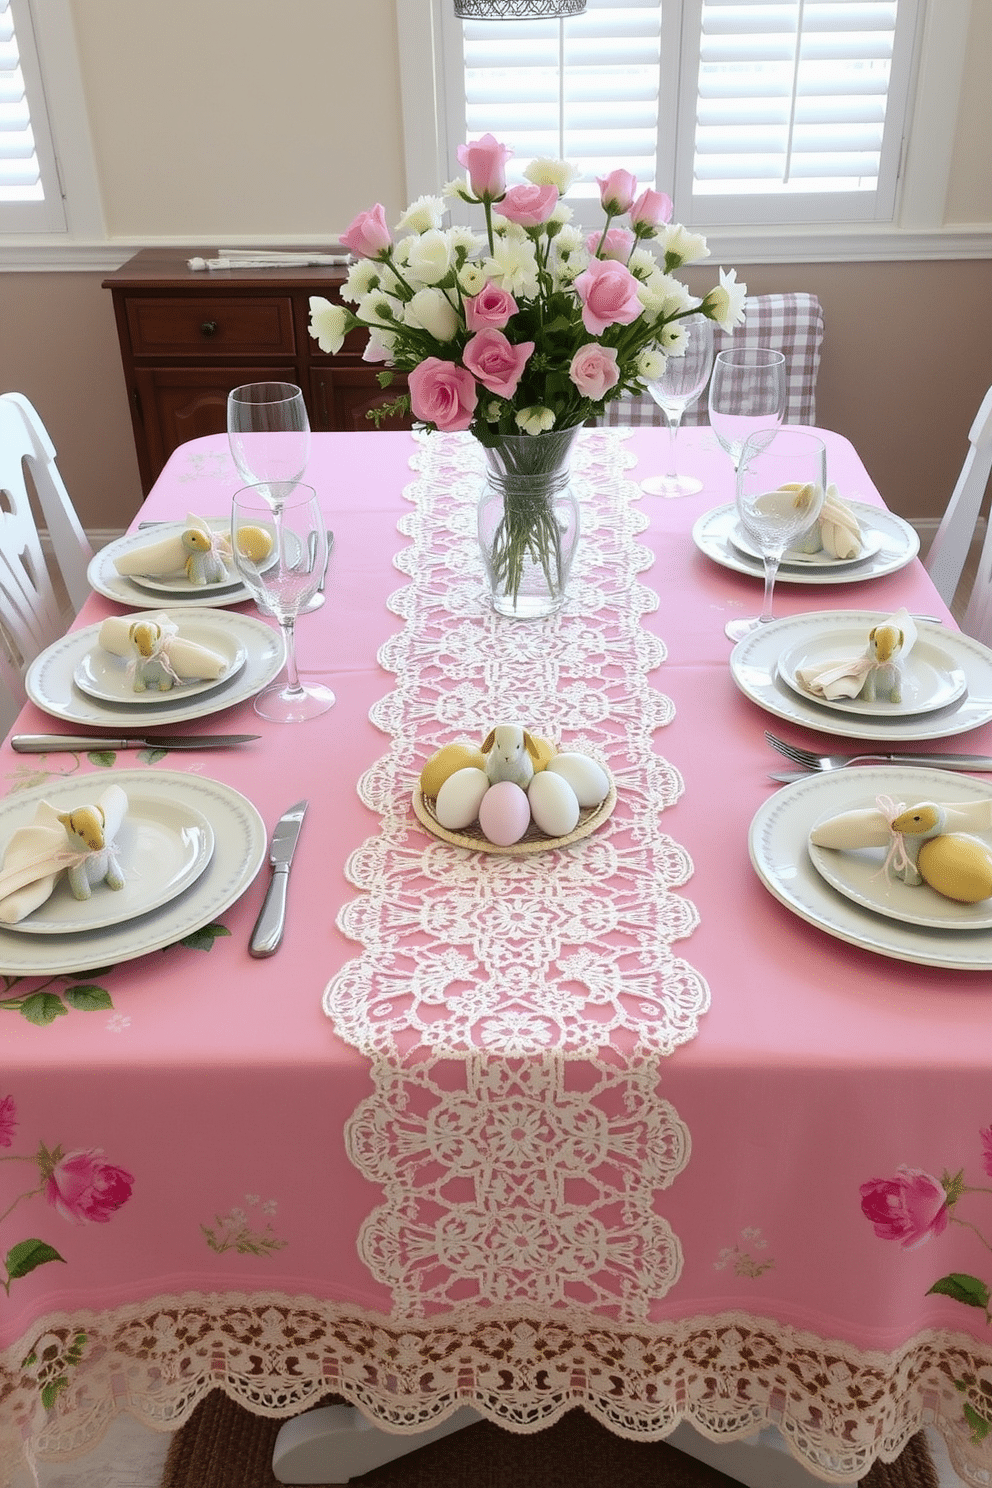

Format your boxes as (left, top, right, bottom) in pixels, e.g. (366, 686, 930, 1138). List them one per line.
(724, 429, 826, 643)
(232, 483, 335, 722)
(227, 382, 311, 505)
(708, 348, 786, 472)
(640, 313, 715, 497)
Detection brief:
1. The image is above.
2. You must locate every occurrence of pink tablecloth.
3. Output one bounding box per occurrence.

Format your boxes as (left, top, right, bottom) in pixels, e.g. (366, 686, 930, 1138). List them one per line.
(1, 428, 990, 1486)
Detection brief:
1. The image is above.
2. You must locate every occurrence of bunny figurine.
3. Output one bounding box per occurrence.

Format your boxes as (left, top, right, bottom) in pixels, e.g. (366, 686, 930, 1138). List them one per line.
(55, 804, 125, 901)
(128, 619, 177, 692)
(859, 622, 905, 705)
(481, 725, 542, 788)
(182, 526, 230, 586)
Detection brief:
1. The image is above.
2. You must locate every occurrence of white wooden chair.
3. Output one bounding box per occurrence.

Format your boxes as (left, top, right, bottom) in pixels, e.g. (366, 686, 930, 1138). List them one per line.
(601, 292, 824, 428)
(0, 393, 94, 729)
(924, 385, 992, 644)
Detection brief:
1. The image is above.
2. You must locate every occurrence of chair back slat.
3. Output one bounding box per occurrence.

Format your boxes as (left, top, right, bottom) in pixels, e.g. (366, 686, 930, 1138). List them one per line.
(924, 387, 992, 625)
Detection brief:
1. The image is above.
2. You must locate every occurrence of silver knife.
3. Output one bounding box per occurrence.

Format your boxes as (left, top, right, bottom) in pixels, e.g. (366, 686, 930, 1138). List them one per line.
(770, 755, 992, 784)
(12, 733, 260, 752)
(249, 800, 308, 958)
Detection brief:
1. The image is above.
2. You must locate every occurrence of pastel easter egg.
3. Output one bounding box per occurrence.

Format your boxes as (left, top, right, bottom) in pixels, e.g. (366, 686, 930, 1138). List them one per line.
(529, 735, 556, 772)
(918, 834, 992, 903)
(546, 752, 610, 808)
(478, 781, 531, 846)
(420, 742, 487, 798)
(528, 770, 580, 838)
(236, 525, 274, 562)
(435, 767, 490, 831)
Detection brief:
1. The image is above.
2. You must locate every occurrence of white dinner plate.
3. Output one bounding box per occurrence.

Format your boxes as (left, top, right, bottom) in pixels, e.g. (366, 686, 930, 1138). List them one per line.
(729, 525, 884, 569)
(25, 609, 283, 729)
(693, 501, 919, 585)
(730, 611, 992, 741)
(0, 771, 266, 975)
(73, 616, 248, 704)
(89, 520, 253, 609)
(777, 628, 967, 718)
(749, 766, 992, 968)
(5, 790, 214, 935)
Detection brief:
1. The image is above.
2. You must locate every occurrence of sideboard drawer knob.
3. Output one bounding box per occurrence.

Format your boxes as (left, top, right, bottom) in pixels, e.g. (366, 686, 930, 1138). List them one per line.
(200, 319, 218, 337)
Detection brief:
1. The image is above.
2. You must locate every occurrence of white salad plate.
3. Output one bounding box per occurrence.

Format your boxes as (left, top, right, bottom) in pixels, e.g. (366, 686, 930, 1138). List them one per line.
(693, 501, 919, 585)
(730, 611, 992, 741)
(777, 627, 967, 718)
(89, 519, 253, 608)
(0, 771, 266, 975)
(73, 616, 248, 704)
(25, 610, 282, 729)
(749, 766, 992, 968)
(729, 525, 884, 568)
(6, 790, 214, 935)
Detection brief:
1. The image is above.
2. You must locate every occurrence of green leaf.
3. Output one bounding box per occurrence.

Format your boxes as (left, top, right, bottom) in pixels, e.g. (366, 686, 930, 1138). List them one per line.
(963, 1404, 992, 1444)
(6, 1239, 66, 1280)
(86, 750, 118, 767)
(41, 1376, 69, 1410)
(178, 922, 230, 951)
(19, 993, 68, 1026)
(71, 965, 118, 979)
(137, 749, 169, 765)
(63, 984, 113, 1011)
(927, 1273, 991, 1310)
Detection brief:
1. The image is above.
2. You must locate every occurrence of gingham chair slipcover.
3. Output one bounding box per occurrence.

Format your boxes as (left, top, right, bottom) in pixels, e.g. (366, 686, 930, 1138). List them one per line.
(600, 291, 824, 428)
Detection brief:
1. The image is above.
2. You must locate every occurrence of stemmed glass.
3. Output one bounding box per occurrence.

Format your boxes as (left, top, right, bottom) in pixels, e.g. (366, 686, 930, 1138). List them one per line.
(232, 483, 335, 722)
(227, 382, 311, 504)
(725, 429, 826, 643)
(708, 348, 786, 473)
(640, 313, 715, 496)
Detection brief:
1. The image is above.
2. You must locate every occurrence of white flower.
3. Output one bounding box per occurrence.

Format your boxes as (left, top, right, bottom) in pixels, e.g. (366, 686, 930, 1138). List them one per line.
(457, 261, 488, 295)
(357, 289, 402, 326)
(362, 327, 397, 362)
(515, 406, 556, 434)
(341, 258, 383, 304)
(405, 286, 460, 342)
(524, 156, 580, 193)
(484, 400, 503, 421)
(554, 225, 585, 255)
(308, 297, 349, 355)
(661, 223, 711, 266)
(703, 266, 748, 332)
(636, 347, 667, 381)
(443, 175, 474, 203)
(548, 202, 573, 225)
(395, 194, 446, 233)
(486, 238, 539, 297)
(660, 321, 688, 353)
(400, 228, 454, 286)
(449, 224, 486, 257)
(637, 270, 695, 320)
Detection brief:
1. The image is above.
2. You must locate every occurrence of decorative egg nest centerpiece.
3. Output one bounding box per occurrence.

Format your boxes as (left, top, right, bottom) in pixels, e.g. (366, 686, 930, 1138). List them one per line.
(413, 727, 616, 855)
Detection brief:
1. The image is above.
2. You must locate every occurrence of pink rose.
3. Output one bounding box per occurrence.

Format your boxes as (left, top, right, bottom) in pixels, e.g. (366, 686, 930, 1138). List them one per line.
(630, 188, 673, 228)
(569, 343, 620, 401)
(465, 283, 518, 332)
(597, 168, 638, 216)
(457, 134, 512, 200)
(498, 182, 559, 227)
(462, 328, 534, 399)
(980, 1124, 992, 1179)
(408, 357, 478, 433)
(341, 204, 392, 260)
(46, 1148, 134, 1224)
(573, 257, 643, 335)
(859, 1166, 949, 1250)
(586, 227, 635, 262)
(0, 1094, 16, 1148)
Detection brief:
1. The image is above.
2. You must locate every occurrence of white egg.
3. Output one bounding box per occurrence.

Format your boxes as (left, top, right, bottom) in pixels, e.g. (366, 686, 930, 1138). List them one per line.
(528, 770, 580, 838)
(478, 781, 531, 846)
(434, 767, 490, 830)
(545, 752, 610, 808)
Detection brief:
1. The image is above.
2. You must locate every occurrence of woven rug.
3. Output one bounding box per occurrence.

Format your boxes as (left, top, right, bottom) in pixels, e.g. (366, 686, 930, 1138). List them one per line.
(160, 1391, 941, 1488)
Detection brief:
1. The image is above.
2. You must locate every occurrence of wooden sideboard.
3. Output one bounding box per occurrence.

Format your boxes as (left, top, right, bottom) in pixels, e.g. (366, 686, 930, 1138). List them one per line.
(103, 248, 412, 494)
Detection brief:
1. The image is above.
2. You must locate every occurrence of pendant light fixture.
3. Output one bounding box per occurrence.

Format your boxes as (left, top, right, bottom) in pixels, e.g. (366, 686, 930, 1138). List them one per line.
(454, 1, 586, 17)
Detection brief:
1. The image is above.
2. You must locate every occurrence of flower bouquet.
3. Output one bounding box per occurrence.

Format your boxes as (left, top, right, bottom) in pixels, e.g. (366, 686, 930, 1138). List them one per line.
(310, 135, 746, 614)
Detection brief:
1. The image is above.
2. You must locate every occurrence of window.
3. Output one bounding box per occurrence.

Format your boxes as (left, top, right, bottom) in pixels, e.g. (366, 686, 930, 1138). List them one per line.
(427, 0, 923, 229)
(0, 0, 65, 232)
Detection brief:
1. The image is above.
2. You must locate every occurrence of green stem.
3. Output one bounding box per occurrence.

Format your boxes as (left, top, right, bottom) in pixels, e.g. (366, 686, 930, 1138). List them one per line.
(950, 1216, 992, 1253)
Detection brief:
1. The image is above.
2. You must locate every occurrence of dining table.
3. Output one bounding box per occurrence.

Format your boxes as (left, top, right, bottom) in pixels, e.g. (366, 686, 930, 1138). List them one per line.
(0, 423, 991, 1488)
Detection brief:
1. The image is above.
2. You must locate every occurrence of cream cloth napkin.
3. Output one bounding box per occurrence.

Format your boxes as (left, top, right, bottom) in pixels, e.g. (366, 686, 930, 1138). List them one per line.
(0, 785, 128, 924)
(794, 608, 917, 701)
(113, 514, 232, 579)
(99, 612, 228, 684)
(811, 794, 992, 850)
(794, 485, 863, 559)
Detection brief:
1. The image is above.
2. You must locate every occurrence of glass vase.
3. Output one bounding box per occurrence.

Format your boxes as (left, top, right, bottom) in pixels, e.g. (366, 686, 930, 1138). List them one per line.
(476, 426, 581, 619)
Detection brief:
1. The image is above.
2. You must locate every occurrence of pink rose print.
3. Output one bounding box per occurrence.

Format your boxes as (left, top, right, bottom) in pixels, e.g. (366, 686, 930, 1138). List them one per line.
(408, 357, 478, 432)
(0, 1094, 16, 1148)
(464, 283, 518, 332)
(981, 1125, 992, 1179)
(457, 133, 512, 200)
(463, 329, 534, 399)
(498, 182, 559, 227)
(569, 343, 620, 401)
(573, 258, 643, 336)
(341, 204, 392, 260)
(860, 1166, 949, 1249)
(596, 168, 638, 216)
(630, 187, 673, 229)
(45, 1148, 134, 1224)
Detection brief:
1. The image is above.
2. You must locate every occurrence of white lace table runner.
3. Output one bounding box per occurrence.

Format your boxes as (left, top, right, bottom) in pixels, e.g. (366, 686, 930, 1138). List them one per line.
(323, 429, 709, 1060)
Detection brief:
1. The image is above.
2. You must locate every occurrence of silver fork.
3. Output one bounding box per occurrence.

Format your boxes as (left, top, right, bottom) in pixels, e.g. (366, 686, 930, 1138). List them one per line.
(764, 730, 992, 772)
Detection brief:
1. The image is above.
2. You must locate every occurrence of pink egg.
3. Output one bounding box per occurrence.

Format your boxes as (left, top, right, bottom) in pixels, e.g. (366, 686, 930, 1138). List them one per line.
(478, 781, 531, 846)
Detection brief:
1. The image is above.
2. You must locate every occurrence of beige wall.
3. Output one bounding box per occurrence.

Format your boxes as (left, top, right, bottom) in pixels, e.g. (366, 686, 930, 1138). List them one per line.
(0, 1, 989, 532)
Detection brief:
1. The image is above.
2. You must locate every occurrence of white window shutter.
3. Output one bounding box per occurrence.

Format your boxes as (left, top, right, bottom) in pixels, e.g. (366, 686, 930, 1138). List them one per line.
(0, 0, 66, 231)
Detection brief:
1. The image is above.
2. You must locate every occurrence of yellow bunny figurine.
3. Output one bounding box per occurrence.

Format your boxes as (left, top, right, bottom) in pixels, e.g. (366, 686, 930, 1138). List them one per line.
(55, 804, 126, 901)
